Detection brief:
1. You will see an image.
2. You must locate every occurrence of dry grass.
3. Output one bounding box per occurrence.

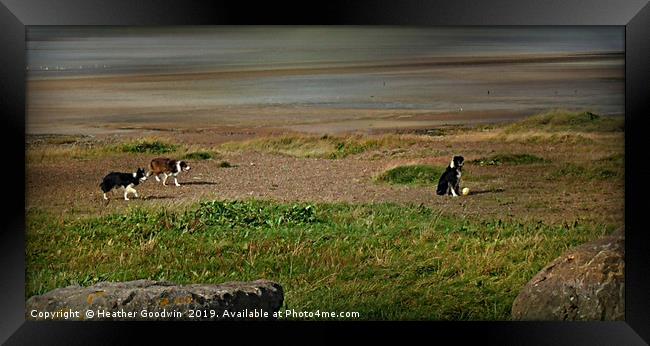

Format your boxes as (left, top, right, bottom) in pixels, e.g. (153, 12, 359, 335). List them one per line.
(219, 133, 425, 159)
(504, 109, 624, 133)
(26, 136, 223, 164)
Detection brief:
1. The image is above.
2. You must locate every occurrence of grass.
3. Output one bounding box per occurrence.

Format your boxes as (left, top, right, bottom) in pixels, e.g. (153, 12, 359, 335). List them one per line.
(544, 152, 624, 181)
(471, 154, 547, 166)
(376, 165, 445, 186)
(121, 139, 179, 154)
(25, 109, 625, 320)
(26, 200, 613, 320)
(505, 110, 624, 133)
(27, 146, 109, 163)
(220, 134, 421, 159)
(43, 134, 83, 145)
(27, 134, 87, 146)
(218, 161, 234, 168)
(547, 163, 621, 181)
(492, 132, 597, 145)
(183, 151, 214, 160)
(27, 137, 185, 164)
(598, 153, 624, 165)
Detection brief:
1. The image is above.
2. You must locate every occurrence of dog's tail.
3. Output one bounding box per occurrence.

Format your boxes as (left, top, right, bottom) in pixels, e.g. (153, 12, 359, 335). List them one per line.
(146, 161, 155, 177)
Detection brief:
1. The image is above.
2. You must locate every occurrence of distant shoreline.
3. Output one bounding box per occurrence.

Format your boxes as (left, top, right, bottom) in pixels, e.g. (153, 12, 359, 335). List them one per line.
(26, 109, 625, 139)
(26, 52, 623, 82)
(26, 51, 624, 137)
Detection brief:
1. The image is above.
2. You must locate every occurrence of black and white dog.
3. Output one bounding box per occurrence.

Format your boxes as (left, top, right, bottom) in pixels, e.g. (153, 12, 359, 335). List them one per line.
(436, 155, 464, 197)
(99, 168, 147, 200)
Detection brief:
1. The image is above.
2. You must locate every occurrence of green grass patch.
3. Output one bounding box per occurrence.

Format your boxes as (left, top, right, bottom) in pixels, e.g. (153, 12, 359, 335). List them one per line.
(121, 139, 179, 154)
(183, 151, 214, 160)
(471, 154, 547, 166)
(598, 153, 624, 166)
(220, 134, 421, 159)
(218, 161, 233, 168)
(547, 163, 622, 181)
(376, 165, 445, 186)
(505, 110, 624, 133)
(26, 200, 613, 320)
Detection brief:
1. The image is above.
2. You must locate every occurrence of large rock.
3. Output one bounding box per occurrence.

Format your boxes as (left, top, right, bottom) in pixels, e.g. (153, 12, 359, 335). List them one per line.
(26, 279, 284, 321)
(511, 233, 624, 320)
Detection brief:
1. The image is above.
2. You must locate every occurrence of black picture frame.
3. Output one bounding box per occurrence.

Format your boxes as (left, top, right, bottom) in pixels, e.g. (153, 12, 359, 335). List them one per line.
(2, 0, 649, 344)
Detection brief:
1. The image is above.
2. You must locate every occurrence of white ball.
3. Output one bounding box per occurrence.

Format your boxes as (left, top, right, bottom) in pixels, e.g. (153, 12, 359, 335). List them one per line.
(462, 187, 470, 196)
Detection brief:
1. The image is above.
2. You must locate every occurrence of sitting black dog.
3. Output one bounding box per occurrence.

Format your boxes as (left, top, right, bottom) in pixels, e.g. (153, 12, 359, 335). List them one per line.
(436, 156, 464, 197)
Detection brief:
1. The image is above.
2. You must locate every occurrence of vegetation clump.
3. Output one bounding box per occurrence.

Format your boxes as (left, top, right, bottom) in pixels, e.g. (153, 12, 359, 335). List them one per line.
(547, 163, 620, 181)
(183, 151, 213, 160)
(121, 139, 179, 154)
(376, 165, 445, 186)
(471, 154, 547, 166)
(505, 110, 624, 133)
(220, 134, 420, 159)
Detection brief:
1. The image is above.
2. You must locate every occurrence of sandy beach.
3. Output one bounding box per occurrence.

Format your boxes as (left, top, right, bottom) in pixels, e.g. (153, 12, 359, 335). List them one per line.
(27, 52, 623, 137)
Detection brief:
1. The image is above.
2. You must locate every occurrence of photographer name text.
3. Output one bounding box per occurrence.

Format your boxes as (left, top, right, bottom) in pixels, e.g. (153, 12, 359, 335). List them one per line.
(29, 308, 360, 320)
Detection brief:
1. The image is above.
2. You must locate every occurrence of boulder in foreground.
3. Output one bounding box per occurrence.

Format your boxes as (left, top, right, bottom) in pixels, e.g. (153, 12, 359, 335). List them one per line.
(511, 233, 624, 320)
(26, 279, 284, 320)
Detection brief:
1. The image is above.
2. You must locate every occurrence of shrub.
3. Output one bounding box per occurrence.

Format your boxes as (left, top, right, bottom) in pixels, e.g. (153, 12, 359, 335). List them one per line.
(471, 154, 547, 166)
(121, 139, 178, 154)
(184, 151, 213, 160)
(377, 165, 445, 186)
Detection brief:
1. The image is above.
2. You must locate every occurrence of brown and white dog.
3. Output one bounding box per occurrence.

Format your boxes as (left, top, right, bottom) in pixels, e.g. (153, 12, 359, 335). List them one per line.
(147, 157, 191, 186)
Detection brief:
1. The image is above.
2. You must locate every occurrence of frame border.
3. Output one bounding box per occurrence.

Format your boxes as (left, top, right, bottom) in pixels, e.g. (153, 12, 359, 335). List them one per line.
(2, 0, 649, 344)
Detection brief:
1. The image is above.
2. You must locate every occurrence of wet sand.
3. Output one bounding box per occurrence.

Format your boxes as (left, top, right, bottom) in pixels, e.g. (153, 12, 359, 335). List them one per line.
(27, 53, 624, 136)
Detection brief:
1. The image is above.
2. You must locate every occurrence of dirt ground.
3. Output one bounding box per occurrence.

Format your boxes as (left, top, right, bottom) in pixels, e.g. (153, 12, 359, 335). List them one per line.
(25, 127, 624, 228)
